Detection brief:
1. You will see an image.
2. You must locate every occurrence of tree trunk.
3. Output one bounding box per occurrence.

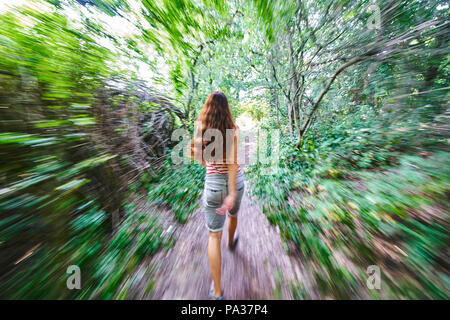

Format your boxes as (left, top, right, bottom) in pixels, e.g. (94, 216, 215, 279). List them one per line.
(288, 25, 300, 138)
(270, 85, 280, 127)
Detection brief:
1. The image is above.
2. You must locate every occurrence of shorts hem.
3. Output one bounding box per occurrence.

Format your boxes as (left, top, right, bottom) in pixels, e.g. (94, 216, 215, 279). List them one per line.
(206, 223, 224, 233)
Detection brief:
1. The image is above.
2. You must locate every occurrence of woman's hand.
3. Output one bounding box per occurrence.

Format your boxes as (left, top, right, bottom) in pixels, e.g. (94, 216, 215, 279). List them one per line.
(216, 193, 237, 215)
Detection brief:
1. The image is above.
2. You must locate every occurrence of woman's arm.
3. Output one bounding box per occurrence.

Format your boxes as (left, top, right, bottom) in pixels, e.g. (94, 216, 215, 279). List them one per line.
(226, 162, 238, 198)
(226, 131, 239, 198)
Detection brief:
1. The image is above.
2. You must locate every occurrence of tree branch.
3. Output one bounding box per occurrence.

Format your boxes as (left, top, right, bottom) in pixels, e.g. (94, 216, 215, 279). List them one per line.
(298, 55, 364, 142)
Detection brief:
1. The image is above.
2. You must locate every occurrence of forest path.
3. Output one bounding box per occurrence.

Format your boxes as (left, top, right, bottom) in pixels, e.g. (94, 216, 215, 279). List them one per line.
(146, 189, 308, 300)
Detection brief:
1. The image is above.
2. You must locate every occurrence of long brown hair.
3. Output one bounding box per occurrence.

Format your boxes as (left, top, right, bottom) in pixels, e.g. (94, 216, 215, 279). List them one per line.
(191, 91, 237, 162)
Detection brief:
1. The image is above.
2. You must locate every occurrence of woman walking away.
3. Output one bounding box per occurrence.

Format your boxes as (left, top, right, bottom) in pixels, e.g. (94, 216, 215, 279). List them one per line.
(190, 91, 245, 300)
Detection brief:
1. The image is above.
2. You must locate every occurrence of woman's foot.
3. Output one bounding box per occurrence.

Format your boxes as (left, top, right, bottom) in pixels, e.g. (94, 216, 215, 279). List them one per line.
(209, 282, 224, 300)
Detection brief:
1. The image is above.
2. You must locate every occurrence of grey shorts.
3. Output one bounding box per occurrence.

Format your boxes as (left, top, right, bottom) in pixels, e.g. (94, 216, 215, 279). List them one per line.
(202, 172, 245, 232)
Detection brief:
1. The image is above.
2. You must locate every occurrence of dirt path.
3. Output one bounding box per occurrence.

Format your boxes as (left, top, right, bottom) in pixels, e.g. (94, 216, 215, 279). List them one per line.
(146, 187, 311, 300)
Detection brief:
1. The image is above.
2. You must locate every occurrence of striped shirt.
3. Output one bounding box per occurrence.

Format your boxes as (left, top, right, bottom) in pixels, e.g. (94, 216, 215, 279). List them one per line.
(206, 161, 242, 175)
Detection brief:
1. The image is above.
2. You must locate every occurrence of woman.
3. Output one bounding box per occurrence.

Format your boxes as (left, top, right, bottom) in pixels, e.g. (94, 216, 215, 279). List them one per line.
(190, 91, 245, 300)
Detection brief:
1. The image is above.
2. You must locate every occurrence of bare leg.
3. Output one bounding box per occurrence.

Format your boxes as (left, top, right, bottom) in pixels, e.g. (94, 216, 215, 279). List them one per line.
(228, 215, 238, 246)
(208, 230, 222, 297)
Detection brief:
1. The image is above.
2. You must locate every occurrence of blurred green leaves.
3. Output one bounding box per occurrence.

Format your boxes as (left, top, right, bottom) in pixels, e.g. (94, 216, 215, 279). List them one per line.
(247, 122, 450, 299)
(0, 0, 169, 299)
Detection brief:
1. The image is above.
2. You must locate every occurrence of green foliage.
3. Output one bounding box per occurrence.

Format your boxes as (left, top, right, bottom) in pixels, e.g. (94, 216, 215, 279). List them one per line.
(83, 203, 166, 299)
(248, 116, 450, 298)
(141, 0, 231, 56)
